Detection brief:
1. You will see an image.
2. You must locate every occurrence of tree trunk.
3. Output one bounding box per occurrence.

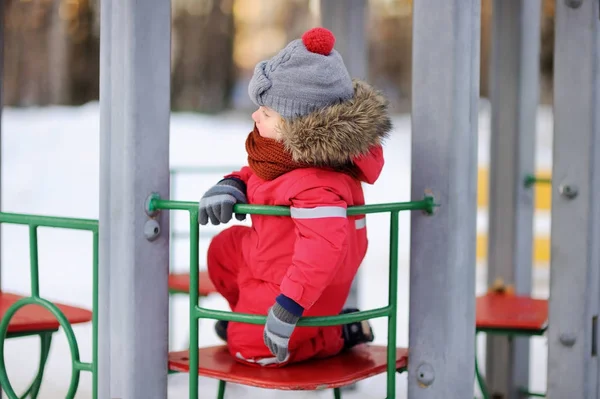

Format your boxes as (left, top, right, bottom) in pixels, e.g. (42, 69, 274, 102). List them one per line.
(4, 0, 55, 106)
(3, 0, 98, 107)
(171, 0, 235, 113)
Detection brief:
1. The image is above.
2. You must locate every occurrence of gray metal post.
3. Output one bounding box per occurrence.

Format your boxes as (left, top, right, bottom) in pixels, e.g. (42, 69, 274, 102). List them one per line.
(0, 1, 2, 390)
(0, 4, 4, 393)
(547, 0, 600, 397)
(0, 0, 4, 294)
(97, 0, 112, 395)
(484, 2, 541, 398)
(408, 1, 480, 398)
(319, 0, 367, 316)
(98, 0, 171, 397)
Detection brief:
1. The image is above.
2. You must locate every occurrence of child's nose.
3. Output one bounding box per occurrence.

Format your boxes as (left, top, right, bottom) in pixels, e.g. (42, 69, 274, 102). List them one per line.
(252, 110, 260, 123)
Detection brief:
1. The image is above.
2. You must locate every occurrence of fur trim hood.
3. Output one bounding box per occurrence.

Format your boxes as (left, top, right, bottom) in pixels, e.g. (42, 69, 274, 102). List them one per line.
(278, 79, 392, 168)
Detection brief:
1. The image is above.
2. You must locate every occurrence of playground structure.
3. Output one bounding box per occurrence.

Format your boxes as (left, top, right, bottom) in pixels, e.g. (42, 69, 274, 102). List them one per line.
(0, 0, 599, 398)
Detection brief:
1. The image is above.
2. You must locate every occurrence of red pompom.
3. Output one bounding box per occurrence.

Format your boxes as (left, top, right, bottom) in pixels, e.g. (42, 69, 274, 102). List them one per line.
(301, 27, 336, 55)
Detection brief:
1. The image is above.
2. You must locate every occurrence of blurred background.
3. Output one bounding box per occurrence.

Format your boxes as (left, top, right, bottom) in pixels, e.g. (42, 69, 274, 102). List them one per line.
(3, 0, 556, 113)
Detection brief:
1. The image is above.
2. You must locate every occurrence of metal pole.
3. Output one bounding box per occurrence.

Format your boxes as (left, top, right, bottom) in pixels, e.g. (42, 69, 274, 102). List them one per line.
(0, 4, 4, 395)
(97, 0, 112, 395)
(319, 0, 367, 318)
(547, 0, 600, 397)
(408, 1, 480, 398)
(99, 0, 171, 397)
(485, 2, 541, 398)
(0, 0, 4, 294)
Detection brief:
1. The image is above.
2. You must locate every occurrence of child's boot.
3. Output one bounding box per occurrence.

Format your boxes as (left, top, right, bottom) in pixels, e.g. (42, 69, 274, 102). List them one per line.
(340, 308, 375, 349)
(214, 320, 228, 342)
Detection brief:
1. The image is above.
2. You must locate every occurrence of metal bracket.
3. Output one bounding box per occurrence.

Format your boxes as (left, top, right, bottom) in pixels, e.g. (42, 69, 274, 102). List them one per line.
(144, 219, 161, 241)
(559, 184, 578, 199)
(144, 193, 161, 241)
(416, 363, 435, 387)
(145, 192, 161, 217)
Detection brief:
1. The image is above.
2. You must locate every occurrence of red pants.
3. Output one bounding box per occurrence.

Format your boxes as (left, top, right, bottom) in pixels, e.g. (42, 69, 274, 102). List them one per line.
(207, 226, 345, 366)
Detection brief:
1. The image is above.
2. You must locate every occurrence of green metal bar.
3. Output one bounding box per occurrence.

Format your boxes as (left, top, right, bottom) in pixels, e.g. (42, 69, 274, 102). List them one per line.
(333, 387, 342, 399)
(0, 213, 98, 398)
(150, 196, 436, 216)
(475, 327, 546, 337)
(91, 231, 99, 399)
(20, 332, 52, 399)
(518, 388, 546, 398)
(189, 209, 200, 399)
(74, 361, 94, 372)
(474, 329, 547, 399)
(386, 211, 399, 398)
(217, 380, 226, 399)
(195, 305, 392, 326)
(29, 225, 40, 298)
(523, 174, 552, 187)
(0, 212, 98, 231)
(0, 297, 83, 398)
(76, 362, 93, 373)
(475, 354, 490, 399)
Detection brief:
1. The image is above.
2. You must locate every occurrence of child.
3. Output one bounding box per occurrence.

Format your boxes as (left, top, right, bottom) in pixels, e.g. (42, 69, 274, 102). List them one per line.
(199, 27, 392, 366)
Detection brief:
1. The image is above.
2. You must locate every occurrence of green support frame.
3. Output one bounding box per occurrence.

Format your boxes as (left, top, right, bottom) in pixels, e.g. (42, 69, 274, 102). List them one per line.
(168, 166, 239, 350)
(0, 213, 98, 399)
(475, 326, 547, 399)
(150, 195, 435, 399)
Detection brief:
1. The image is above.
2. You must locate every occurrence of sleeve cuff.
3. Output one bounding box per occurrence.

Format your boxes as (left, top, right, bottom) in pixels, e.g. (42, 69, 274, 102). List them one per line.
(275, 294, 305, 317)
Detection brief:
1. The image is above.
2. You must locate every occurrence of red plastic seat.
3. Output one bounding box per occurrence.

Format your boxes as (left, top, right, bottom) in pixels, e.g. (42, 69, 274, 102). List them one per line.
(168, 271, 217, 296)
(475, 292, 548, 332)
(0, 292, 93, 334)
(168, 344, 407, 390)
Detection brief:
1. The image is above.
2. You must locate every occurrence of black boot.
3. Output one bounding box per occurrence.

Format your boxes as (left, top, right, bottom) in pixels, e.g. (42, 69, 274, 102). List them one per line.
(214, 320, 228, 342)
(341, 308, 375, 349)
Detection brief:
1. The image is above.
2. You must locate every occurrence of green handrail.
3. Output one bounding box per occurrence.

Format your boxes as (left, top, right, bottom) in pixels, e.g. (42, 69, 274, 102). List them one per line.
(150, 196, 436, 216)
(151, 195, 435, 399)
(0, 212, 98, 399)
(524, 174, 552, 187)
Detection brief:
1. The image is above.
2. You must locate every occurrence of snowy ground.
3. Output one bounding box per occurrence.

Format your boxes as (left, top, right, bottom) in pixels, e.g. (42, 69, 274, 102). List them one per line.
(0, 100, 552, 398)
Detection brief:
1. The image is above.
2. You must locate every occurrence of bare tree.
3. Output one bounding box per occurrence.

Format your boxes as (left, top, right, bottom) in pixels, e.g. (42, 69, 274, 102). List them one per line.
(3, 0, 98, 106)
(171, 0, 235, 113)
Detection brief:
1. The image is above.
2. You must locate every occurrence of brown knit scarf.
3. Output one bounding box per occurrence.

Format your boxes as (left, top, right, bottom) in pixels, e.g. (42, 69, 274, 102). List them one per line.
(246, 125, 306, 180)
(245, 124, 361, 181)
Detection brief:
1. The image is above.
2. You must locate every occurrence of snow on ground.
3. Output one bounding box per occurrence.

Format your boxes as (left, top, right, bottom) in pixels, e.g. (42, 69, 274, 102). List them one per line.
(1, 100, 552, 398)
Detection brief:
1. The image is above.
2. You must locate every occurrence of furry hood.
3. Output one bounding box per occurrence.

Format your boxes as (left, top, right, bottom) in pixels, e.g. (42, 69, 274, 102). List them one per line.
(278, 79, 392, 170)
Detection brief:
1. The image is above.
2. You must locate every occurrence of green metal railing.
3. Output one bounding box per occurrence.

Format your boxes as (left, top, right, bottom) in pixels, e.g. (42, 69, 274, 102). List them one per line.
(474, 326, 547, 399)
(150, 195, 436, 399)
(524, 174, 552, 187)
(168, 166, 240, 349)
(0, 213, 98, 399)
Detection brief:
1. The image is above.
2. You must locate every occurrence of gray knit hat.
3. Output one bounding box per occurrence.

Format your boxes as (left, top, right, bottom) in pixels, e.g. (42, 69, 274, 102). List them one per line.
(248, 27, 354, 120)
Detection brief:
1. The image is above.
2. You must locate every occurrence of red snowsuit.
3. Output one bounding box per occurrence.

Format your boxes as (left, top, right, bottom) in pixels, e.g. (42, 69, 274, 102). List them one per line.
(207, 80, 391, 366)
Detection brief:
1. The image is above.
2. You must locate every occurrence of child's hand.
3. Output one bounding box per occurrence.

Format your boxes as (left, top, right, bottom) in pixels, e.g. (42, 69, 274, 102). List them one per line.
(263, 302, 300, 363)
(198, 178, 247, 225)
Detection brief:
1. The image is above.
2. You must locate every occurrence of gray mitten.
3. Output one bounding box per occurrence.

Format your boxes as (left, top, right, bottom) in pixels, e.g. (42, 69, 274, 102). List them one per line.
(198, 178, 247, 225)
(263, 302, 300, 363)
